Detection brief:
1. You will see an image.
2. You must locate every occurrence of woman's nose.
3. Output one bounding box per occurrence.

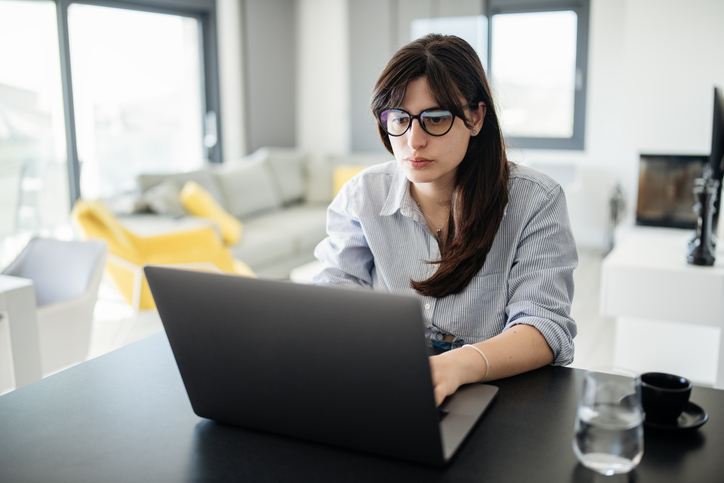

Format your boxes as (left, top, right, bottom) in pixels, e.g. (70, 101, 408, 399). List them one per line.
(407, 118, 427, 149)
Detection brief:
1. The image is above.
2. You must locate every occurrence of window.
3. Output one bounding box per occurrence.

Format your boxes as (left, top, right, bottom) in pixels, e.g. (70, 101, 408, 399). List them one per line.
(491, 10, 578, 139)
(68, 4, 207, 198)
(411, 0, 589, 150)
(0, 0, 220, 261)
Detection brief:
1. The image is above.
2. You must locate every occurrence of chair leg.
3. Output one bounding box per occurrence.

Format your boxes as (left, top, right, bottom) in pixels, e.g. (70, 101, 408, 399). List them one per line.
(114, 265, 143, 347)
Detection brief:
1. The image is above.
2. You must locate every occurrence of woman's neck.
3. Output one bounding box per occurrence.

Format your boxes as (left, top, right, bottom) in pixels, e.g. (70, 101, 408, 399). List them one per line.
(411, 181, 453, 211)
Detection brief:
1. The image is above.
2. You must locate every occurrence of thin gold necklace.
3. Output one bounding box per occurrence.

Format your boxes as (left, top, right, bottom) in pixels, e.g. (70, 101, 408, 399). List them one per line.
(416, 201, 444, 240)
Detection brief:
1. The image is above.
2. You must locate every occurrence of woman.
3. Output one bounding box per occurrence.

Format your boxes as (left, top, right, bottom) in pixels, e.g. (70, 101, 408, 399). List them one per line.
(313, 34, 577, 406)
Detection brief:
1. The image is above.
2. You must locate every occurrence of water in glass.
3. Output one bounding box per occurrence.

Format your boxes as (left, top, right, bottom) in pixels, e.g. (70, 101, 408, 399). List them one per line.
(573, 371, 644, 476)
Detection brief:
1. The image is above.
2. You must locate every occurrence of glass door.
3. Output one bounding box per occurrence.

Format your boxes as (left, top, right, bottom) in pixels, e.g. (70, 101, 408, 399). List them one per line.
(0, 0, 70, 264)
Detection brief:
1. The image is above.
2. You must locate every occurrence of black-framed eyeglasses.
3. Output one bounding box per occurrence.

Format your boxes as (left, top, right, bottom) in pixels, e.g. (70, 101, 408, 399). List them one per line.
(376, 108, 457, 137)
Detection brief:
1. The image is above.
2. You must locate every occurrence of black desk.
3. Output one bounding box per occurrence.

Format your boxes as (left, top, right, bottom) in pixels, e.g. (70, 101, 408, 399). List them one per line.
(1, 333, 722, 483)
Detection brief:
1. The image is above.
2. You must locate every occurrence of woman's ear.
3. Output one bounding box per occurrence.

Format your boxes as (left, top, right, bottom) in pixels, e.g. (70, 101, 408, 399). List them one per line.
(471, 102, 486, 136)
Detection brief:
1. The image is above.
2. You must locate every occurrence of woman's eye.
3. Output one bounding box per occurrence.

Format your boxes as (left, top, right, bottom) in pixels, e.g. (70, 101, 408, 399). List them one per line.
(391, 116, 409, 125)
(423, 111, 451, 124)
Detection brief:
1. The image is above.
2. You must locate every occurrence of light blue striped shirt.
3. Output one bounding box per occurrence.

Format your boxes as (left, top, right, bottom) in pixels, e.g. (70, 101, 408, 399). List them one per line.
(312, 160, 577, 365)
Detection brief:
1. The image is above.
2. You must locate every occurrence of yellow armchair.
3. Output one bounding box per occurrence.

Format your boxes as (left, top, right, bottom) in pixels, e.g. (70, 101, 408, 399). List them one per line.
(71, 199, 254, 310)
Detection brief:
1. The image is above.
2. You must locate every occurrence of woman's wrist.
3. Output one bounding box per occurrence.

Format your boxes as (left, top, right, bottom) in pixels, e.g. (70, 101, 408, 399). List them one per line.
(440, 345, 490, 386)
(462, 344, 490, 382)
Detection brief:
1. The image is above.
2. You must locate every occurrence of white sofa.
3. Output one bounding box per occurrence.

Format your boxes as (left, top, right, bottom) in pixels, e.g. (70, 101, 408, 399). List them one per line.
(112, 148, 390, 279)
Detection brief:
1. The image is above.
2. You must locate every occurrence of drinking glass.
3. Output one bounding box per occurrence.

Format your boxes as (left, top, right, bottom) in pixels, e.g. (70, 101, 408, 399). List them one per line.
(573, 370, 644, 476)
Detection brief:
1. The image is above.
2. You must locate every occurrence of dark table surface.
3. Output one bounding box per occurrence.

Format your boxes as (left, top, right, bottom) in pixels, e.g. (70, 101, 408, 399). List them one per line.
(1, 332, 722, 483)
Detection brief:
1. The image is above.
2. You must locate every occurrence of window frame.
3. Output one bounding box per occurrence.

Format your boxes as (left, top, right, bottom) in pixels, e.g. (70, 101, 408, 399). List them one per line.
(54, 0, 222, 205)
(487, 0, 590, 150)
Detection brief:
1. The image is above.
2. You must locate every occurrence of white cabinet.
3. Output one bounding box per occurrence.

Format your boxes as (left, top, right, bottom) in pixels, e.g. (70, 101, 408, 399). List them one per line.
(600, 227, 724, 388)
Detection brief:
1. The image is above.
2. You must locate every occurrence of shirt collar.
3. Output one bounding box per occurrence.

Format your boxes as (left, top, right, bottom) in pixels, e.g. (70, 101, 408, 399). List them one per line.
(380, 164, 416, 218)
(380, 162, 511, 220)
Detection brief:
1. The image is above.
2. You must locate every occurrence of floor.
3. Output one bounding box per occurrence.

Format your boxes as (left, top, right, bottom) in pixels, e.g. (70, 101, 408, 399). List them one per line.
(87, 248, 615, 370)
(568, 248, 616, 371)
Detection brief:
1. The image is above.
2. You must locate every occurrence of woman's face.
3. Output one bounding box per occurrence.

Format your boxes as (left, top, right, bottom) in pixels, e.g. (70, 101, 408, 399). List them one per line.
(389, 77, 484, 191)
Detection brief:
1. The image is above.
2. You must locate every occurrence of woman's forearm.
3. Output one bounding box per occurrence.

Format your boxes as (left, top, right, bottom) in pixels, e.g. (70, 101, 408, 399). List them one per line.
(465, 324, 554, 383)
(429, 324, 554, 406)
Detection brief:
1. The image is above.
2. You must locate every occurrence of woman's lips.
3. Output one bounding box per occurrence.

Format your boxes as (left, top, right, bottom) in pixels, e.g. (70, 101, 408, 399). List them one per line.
(406, 157, 432, 169)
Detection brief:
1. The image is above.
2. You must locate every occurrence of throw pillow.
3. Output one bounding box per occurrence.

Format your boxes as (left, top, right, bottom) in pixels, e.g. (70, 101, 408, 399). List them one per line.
(180, 181, 242, 245)
(143, 179, 186, 217)
(212, 159, 283, 219)
(249, 147, 307, 204)
(333, 165, 369, 197)
(103, 191, 150, 215)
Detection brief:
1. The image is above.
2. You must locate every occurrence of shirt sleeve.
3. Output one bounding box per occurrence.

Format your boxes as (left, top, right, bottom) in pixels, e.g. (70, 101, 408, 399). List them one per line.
(312, 180, 375, 289)
(505, 185, 578, 366)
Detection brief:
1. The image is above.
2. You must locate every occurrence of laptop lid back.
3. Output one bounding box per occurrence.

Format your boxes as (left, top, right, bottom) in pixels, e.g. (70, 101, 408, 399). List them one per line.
(145, 266, 446, 465)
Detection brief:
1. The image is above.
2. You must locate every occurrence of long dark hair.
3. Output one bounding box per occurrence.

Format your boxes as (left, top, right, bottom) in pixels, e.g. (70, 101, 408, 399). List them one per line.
(371, 34, 510, 298)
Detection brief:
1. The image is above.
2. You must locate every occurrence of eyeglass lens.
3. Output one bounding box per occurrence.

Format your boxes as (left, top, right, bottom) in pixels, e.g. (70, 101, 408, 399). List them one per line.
(379, 109, 454, 137)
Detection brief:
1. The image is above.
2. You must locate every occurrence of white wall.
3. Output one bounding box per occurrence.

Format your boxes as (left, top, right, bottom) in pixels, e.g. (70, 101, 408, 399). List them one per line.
(268, 0, 724, 248)
(491, 0, 724, 248)
(348, 0, 395, 153)
(243, 0, 297, 151)
(297, 0, 350, 162)
(623, 0, 724, 156)
(217, 0, 246, 162)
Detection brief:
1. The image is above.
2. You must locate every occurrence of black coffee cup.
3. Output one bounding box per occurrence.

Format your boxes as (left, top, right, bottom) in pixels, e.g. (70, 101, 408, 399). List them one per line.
(641, 372, 692, 423)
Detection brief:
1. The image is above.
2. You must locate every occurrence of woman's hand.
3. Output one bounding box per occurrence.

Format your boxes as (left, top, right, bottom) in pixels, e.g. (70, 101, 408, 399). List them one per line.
(429, 352, 461, 407)
(429, 348, 485, 406)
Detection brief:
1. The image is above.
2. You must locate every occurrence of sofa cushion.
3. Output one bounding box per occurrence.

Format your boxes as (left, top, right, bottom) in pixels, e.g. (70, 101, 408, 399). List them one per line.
(244, 204, 329, 252)
(230, 227, 295, 268)
(136, 168, 225, 208)
(230, 203, 328, 269)
(213, 159, 283, 219)
(246, 147, 307, 205)
(118, 214, 218, 238)
(305, 158, 336, 204)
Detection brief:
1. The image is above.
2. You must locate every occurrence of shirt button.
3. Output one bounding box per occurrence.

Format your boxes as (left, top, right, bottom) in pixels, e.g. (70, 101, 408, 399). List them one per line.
(424, 303, 431, 310)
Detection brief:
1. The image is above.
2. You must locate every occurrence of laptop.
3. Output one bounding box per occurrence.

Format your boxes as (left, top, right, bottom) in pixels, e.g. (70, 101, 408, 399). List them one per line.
(144, 266, 498, 466)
